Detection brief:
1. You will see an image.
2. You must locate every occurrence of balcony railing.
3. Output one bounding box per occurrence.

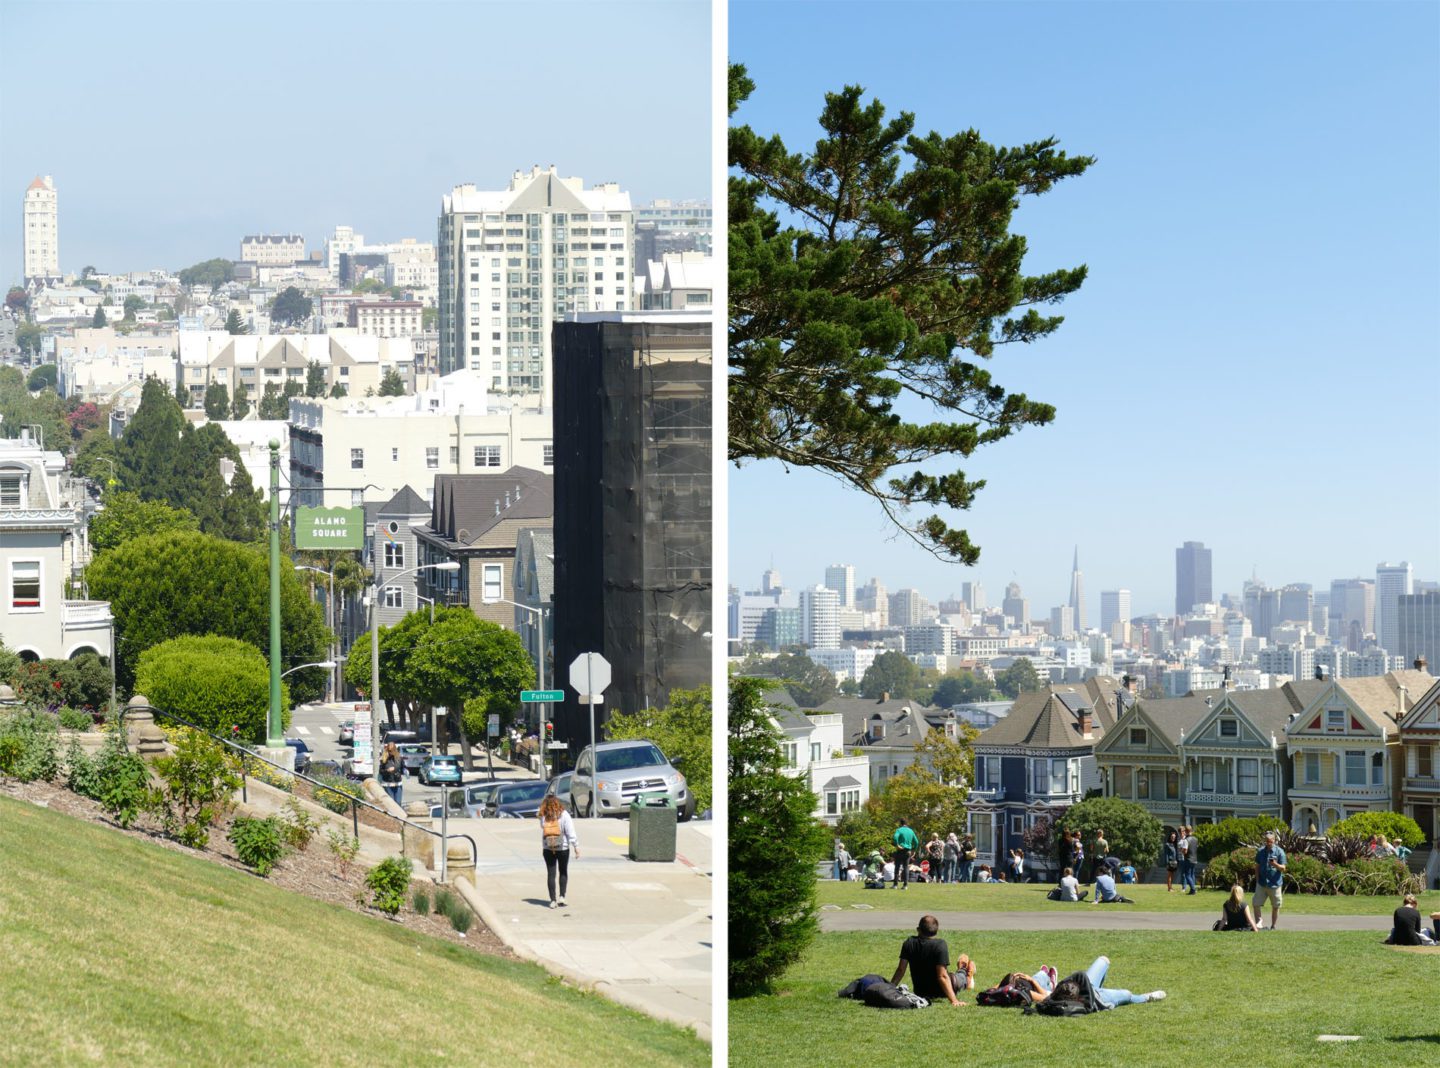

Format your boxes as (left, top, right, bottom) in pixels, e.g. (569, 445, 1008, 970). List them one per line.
(1402, 776, 1440, 793)
(61, 600, 112, 628)
(967, 785, 1005, 802)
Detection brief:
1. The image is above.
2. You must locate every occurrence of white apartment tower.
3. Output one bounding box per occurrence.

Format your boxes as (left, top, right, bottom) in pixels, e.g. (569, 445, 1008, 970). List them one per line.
(823, 564, 855, 608)
(1100, 589, 1131, 631)
(1375, 561, 1413, 655)
(799, 584, 841, 649)
(437, 166, 635, 398)
(23, 176, 59, 285)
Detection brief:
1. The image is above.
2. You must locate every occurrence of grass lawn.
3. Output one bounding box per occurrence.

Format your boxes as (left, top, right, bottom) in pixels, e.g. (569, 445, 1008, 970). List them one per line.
(729, 926, 1439, 1068)
(0, 795, 707, 1067)
(816, 879, 1440, 915)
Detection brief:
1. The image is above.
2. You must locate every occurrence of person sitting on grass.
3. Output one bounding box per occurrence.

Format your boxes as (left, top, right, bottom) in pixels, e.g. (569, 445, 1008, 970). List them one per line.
(1385, 893, 1433, 946)
(1016, 955, 1165, 1009)
(976, 864, 994, 883)
(1092, 867, 1134, 904)
(1047, 866, 1088, 902)
(892, 914, 975, 1007)
(1217, 884, 1260, 931)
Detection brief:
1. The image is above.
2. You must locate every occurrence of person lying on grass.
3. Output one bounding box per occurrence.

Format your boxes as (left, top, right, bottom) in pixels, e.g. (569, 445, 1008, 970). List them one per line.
(1011, 956, 1165, 1008)
(891, 914, 976, 1007)
(1092, 868, 1134, 904)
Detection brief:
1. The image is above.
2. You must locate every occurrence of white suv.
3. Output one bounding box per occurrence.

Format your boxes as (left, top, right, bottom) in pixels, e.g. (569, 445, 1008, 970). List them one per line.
(569, 740, 692, 820)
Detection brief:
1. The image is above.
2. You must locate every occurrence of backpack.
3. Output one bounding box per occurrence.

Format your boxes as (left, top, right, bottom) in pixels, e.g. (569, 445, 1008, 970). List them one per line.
(542, 815, 564, 851)
(862, 979, 926, 1009)
(977, 981, 1033, 1008)
(1024, 971, 1107, 1016)
(837, 974, 887, 1000)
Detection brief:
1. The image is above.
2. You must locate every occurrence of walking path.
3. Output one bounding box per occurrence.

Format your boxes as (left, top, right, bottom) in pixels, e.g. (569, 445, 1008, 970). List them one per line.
(820, 907, 1382, 932)
(449, 814, 714, 1040)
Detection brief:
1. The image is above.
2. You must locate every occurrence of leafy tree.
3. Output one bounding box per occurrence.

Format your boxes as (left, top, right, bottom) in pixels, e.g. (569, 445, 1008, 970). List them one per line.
(1327, 812, 1426, 851)
(914, 723, 978, 786)
(72, 426, 118, 483)
(230, 383, 251, 419)
(377, 368, 405, 396)
(90, 492, 198, 554)
(258, 383, 289, 420)
(864, 766, 969, 844)
(729, 676, 829, 996)
(858, 650, 922, 699)
(115, 377, 184, 497)
(305, 361, 326, 398)
(738, 649, 838, 708)
(156, 304, 176, 321)
(421, 307, 438, 330)
(995, 657, 1043, 698)
(15, 322, 44, 358)
(135, 635, 287, 742)
(932, 671, 994, 708)
(729, 64, 1093, 563)
(1057, 796, 1164, 869)
(91, 306, 107, 328)
(353, 278, 384, 294)
(328, 382, 347, 399)
(176, 258, 234, 288)
(203, 381, 229, 419)
(88, 530, 329, 700)
(122, 295, 145, 320)
(606, 685, 712, 812)
(270, 286, 312, 327)
(5, 287, 28, 314)
(0, 366, 67, 455)
(224, 309, 248, 335)
(63, 399, 104, 441)
(169, 422, 267, 541)
(26, 364, 57, 391)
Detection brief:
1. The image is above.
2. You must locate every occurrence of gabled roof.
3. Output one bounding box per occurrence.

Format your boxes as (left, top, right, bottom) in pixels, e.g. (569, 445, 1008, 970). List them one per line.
(1285, 670, 1433, 736)
(425, 467, 552, 546)
(803, 694, 931, 748)
(1399, 678, 1440, 732)
(377, 485, 428, 517)
(1097, 692, 1217, 754)
(974, 683, 1118, 750)
(1215, 686, 1311, 741)
(513, 527, 554, 602)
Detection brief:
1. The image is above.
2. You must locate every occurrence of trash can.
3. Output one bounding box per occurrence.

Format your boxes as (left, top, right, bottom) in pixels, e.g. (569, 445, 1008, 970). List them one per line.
(628, 796, 677, 862)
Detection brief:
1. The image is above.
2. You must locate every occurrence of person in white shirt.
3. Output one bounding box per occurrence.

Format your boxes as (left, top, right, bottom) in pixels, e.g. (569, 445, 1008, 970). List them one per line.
(538, 794, 580, 909)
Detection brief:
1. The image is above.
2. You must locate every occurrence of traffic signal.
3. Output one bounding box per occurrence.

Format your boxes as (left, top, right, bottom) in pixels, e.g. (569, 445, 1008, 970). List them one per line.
(544, 721, 554, 741)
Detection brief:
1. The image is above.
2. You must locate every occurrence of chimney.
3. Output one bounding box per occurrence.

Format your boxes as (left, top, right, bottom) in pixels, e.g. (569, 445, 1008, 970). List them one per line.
(1315, 664, 1327, 681)
(1078, 708, 1092, 738)
(879, 692, 890, 703)
(1416, 656, 1429, 673)
(1123, 674, 1137, 693)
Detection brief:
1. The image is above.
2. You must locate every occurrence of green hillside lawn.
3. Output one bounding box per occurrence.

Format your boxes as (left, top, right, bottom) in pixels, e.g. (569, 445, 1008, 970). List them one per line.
(817, 879, 1440, 915)
(0, 796, 706, 1067)
(730, 927, 1439, 1068)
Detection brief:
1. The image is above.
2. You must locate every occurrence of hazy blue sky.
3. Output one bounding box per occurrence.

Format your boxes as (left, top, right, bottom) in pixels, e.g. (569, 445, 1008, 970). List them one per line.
(0, 0, 710, 283)
(730, 0, 1439, 618)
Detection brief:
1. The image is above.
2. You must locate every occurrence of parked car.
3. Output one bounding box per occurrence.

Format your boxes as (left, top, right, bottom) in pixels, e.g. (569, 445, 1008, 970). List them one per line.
(343, 752, 373, 780)
(309, 759, 344, 778)
(418, 755, 463, 786)
(337, 721, 356, 747)
(486, 780, 549, 819)
(381, 729, 418, 746)
(545, 771, 573, 809)
(569, 740, 692, 821)
(284, 738, 312, 774)
(396, 743, 430, 777)
(436, 779, 504, 818)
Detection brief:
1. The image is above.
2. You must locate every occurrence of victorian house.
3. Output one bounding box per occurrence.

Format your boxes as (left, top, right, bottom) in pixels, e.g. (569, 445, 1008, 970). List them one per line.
(1176, 686, 1310, 827)
(1398, 675, 1440, 847)
(1094, 689, 1213, 832)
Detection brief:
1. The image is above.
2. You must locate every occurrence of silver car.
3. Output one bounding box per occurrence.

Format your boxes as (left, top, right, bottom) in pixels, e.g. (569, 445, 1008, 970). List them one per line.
(568, 740, 692, 821)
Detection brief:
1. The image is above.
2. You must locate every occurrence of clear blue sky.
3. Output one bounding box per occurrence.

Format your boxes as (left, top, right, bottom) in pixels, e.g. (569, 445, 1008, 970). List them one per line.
(0, 0, 710, 283)
(729, 0, 1440, 618)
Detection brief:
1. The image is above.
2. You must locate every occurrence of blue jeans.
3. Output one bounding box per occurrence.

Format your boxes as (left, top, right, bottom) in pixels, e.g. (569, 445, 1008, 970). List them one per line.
(383, 782, 403, 805)
(941, 857, 957, 883)
(1035, 956, 1151, 1008)
(956, 859, 973, 883)
(1180, 860, 1197, 891)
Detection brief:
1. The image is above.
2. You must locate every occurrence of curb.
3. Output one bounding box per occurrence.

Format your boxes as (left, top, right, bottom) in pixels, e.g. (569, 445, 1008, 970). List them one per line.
(451, 873, 710, 1042)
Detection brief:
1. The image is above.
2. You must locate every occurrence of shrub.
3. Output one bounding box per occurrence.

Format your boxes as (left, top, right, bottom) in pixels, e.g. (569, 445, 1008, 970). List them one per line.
(229, 816, 286, 876)
(1310, 834, 1373, 866)
(412, 888, 431, 915)
(134, 636, 289, 743)
(1199, 847, 1257, 891)
(64, 736, 101, 798)
(0, 712, 60, 783)
(1328, 812, 1427, 851)
(9, 656, 111, 713)
(1056, 796, 1165, 868)
(1193, 816, 1287, 861)
(58, 707, 94, 732)
(240, 755, 294, 793)
(326, 829, 360, 878)
(312, 771, 362, 814)
(94, 734, 152, 828)
(278, 796, 319, 852)
(443, 894, 473, 934)
(1281, 854, 1329, 894)
(365, 856, 411, 915)
(1331, 857, 1422, 897)
(433, 887, 457, 917)
(150, 731, 239, 849)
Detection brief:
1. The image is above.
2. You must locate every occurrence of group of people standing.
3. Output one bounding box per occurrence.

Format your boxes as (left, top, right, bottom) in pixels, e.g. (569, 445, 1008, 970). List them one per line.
(833, 824, 985, 886)
(1161, 825, 1201, 893)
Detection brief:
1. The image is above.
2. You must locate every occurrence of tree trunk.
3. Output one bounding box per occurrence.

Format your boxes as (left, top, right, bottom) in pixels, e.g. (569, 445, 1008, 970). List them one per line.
(455, 707, 474, 771)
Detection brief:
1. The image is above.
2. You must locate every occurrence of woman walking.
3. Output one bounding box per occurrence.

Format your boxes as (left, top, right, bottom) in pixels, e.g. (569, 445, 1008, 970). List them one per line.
(378, 743, 404, 805)
(538, 794, 579, 909)
(1163, 832, 1179, 892)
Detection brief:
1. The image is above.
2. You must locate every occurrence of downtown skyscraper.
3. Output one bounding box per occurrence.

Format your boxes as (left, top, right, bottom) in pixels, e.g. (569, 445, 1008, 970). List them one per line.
(1376, 561, 1414, 655)
(1068, 546, 1086, 632)
(1176, 540, 1213, 615)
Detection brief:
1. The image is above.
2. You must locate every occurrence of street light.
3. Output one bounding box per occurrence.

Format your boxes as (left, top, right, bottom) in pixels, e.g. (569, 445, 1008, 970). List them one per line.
(296, 564, 338, 701)
(369, 561, 459, 775)
(281, 660, 336, 680)
(483, 596, 548, 776)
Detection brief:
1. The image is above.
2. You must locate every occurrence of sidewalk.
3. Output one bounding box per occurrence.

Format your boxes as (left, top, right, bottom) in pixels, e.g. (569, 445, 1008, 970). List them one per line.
(449, 813, 714, 1039)
(820, 908, 1385, 932)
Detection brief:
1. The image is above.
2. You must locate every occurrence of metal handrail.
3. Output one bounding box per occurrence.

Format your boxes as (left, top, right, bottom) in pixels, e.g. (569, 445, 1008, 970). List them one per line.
(118, 703, 478, 874)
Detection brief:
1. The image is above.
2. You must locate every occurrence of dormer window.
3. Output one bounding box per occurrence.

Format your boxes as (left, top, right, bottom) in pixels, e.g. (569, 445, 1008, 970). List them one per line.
(1219, 719, 1238, 738)
(870, 717, 886, 741)
(0, 473, 23, 508)
(1129, 728, 1147, 746)
(1326, 709, 1345, 732)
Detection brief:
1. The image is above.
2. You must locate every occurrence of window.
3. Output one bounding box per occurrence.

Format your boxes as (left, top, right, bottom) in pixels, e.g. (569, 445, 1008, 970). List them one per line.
(1420, 745, 1434, 779)
(1200, 759, 1215, 792)
(826, 791, 838, 816)
(1114, 765, 1132, 797)
(10, 560, 40, 610)
(1032, 758, 1047, 794)
(382, 586, 402, 609)
(543, 444, 554, 467)
(840, 788, 861, 813)
(383, 542, 404, 569)
(1219, 718, 1238, 737)
(350, 448, 364, 469)
(1371, 751, 1384, 786)
(1011, 814, 1023, 835)
(0, 475, 21, 507)
(1237, 758, 1259, 794)
(425, 447, 439, 469)
(1166, 769, 1180, 799)
(1070, 760, 1080, 793)
(1344, 750, 1365, 786)
(449, 446, 459, 465)
(782, 742, 798, 769)
(474, 445, 501, 467)
(1136, 768, 1150, 799)
(391, 448, 399, 462)
(1304, 752, 1320, 784)
(810, 743, 822, 763)
(1262, 762, 1277, 795)
(1129, 727, 1147, 746)
(1327, 709, 1346, 732)
(350, 490, 363, 507)
(1050, 759, 1068, 794)
(482, 564, 502, 603)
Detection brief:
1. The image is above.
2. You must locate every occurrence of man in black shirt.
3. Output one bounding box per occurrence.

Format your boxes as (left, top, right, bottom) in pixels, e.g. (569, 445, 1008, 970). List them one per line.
(891, 914, 970, 1006)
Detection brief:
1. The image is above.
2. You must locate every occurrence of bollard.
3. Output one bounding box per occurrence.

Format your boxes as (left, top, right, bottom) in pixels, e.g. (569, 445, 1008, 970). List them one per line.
(404, 801, 434, 869)
(445, 840, 474, 884)
(125, 696, 166, 757)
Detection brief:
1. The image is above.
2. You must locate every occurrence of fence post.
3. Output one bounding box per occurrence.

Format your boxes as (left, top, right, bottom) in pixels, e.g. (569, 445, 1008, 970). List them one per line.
(241, 765, 248, 804)
(351, 798, 359, 840)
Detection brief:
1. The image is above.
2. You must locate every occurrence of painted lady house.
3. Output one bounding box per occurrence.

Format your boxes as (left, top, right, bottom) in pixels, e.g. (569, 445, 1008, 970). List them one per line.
(1093, 685, 1212, 831)
(1397, 670, 1440, 847)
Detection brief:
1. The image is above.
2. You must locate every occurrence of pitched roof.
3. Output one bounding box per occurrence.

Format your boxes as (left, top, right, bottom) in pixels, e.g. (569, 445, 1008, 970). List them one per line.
(425, 467, 553, 546)
(1335, 670, 1433, 731)
(975, 683, 1118, 749)
(804, 694, 931, 748)
(1132, 692, 1223, 745)
(513, 527, 554, 602)
(377, 485, 428, 517)
(1221, 686, 1310, 739)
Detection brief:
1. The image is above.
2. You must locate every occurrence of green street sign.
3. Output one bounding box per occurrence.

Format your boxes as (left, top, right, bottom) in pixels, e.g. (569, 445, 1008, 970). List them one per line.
(294, 506, 364, 550)
(521, 689, 565, 703)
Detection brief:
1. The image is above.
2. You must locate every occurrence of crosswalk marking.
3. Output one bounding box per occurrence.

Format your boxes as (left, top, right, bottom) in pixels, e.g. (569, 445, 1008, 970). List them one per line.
(319, 726, 333, 736)
(295, 726, 311, 736)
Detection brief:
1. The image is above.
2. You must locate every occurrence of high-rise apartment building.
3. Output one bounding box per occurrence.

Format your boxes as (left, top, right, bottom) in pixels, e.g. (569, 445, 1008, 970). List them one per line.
(1067, 547, 1086, 632)
(1279, 583, 1313, 624)
(1175, 541, 1213, 615)
(799, 585, 841, 649)
(1396, 590, 1438, 673)
(761, 568, 782, 595)
(855, 578, 888, 627)
(962, 581, 985, 612)
(22, 176, 59, 284)
(823, 564, 855, 608)
(1100, 589, 1130, 631)
(1002, 581, 1029, 628)
(437, 166, 635, 397)
(1329, 578, 1376, 650)
(888, 588, 926, 628)
(1376, 562, 1413, 655)
(1049, 605, 1075, 639)
(634, 200, 712, 262)
(240, 234, 306, 266)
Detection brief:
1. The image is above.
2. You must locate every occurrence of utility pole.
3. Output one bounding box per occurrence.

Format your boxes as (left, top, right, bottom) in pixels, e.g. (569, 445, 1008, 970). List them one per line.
(266, 439, 285, 750)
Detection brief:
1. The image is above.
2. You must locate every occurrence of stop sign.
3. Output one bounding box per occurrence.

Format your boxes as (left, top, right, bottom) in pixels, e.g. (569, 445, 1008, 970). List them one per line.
(568, 652, 612, 697)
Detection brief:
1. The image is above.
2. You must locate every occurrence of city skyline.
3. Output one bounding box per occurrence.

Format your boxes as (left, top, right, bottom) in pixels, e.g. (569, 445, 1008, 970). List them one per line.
(0, 2, 710, 281)
(729, 1, 1440, 615)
